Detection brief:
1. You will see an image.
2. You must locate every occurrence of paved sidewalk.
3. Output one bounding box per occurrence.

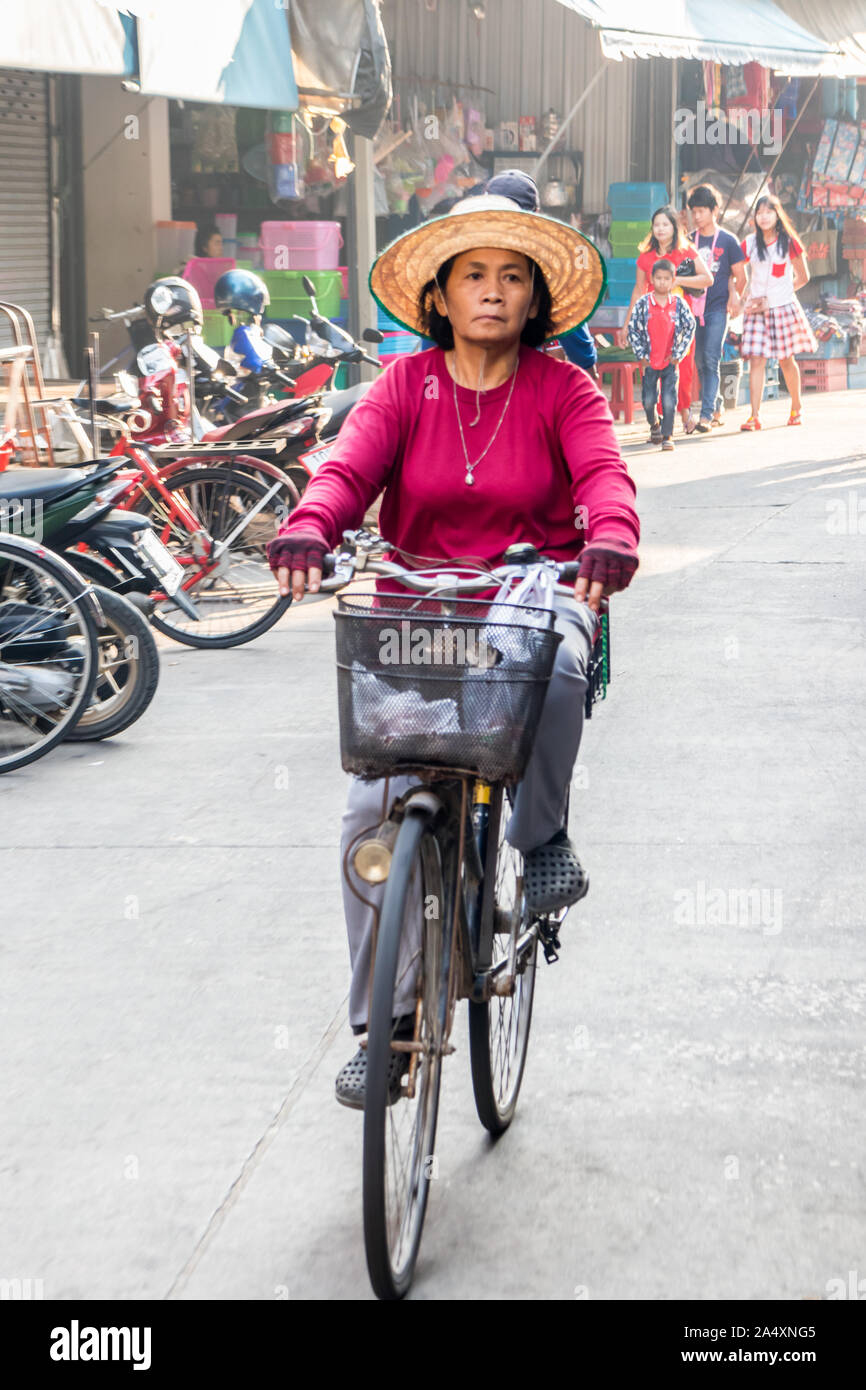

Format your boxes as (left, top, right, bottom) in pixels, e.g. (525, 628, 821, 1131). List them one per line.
(2, 389, 864, 1300)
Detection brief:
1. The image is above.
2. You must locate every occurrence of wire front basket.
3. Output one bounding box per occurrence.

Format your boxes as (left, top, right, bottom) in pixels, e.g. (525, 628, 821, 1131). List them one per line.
(334, 587, 563, 781)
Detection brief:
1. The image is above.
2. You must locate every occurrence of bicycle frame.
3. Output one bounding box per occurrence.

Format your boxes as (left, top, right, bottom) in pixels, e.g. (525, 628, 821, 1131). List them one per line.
(380, 775, 529, 1021)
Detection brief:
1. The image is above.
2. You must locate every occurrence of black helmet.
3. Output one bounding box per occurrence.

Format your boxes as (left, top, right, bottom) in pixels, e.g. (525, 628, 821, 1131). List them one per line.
(214, 268, 270, 318)
(144, 277, 203, 335)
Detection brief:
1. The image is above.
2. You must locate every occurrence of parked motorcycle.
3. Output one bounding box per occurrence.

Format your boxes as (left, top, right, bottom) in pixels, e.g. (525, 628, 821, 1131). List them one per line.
(0, 458, 173, 737)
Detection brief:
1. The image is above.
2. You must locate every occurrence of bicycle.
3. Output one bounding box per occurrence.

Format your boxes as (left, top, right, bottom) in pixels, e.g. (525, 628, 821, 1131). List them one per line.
(47, 398, 300, 649)
(318, 531, 610, 1299)
(0, 536, 102, 772)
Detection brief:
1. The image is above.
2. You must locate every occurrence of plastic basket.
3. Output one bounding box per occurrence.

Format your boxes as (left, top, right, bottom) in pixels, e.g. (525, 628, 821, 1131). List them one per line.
(608, 220, 646, 256)
(379, 330, 419, 356)
(608, 182, 668, 220)
(334, 589, 562, 781)
(180, 257, 236, 310)
(261, 268, 342, 319)
(260, 220, 343, 270)
(201, 309, 232, 348)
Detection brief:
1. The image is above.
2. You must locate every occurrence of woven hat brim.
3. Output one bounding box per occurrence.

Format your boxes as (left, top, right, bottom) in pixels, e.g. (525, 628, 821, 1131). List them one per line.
(369, 209, 607, 339)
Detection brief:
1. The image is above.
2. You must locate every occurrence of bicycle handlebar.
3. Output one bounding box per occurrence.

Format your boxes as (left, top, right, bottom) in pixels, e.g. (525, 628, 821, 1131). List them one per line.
(320, 541, 581, 597)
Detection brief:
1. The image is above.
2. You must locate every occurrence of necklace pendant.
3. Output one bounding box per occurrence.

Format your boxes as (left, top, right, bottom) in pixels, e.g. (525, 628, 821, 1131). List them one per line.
(465, 471, 474, 486)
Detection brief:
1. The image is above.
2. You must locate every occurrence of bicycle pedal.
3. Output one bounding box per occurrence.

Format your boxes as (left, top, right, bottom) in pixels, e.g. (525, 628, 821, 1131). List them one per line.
(537, 922, 561, 964)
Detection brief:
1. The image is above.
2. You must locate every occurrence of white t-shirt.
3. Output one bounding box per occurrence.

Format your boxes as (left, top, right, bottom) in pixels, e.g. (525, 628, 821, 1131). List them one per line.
(742, 232, 804, 309)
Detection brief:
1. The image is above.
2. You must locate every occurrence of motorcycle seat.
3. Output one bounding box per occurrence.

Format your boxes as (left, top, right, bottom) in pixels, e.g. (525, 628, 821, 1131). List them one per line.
(321, 383, 370, 432)
(0, 466, 89, 498)
(71, 396, 136, 415)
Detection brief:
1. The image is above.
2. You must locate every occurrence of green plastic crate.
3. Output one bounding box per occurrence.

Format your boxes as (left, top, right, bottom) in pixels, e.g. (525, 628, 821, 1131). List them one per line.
(261, 269, 342, 320)
(609, 220, 646, 253)
(202, 309, 232, 348)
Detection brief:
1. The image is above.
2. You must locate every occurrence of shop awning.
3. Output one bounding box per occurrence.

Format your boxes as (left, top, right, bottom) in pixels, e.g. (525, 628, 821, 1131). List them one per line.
(554, 0, 853, 73)
(133, 0, 298, 109)
(774, 1, 866, 75)
(1, 2, 299, 110)
(1, 2, 136, 76)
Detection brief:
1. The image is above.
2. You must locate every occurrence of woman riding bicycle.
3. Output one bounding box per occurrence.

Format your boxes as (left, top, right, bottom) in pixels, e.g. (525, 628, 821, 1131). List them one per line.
(267, 193, 640, 1106)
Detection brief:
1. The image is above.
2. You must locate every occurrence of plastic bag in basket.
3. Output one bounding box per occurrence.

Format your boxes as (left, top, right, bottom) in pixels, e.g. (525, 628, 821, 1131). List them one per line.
(350, 663, 460, 739)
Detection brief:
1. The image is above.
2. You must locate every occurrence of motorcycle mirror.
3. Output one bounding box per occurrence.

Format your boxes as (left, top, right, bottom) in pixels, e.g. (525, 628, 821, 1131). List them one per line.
(190, 338, 222, 372)
(310, 314, 355, 352)
(301, 275, 316, 299)
(263, 321, 302, 351)
(362, 328, 384, 344)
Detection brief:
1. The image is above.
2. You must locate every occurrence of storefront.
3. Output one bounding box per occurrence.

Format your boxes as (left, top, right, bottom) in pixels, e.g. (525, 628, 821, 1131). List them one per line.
(163, 102, 355, 347)
(0, 1, 390, 377)
(0, 69, 53, 353)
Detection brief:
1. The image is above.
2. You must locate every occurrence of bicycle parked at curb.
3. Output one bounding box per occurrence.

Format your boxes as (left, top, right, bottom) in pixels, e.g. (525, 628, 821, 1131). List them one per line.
(0, 536, 102, 772)
(315, 530, 610, 1299)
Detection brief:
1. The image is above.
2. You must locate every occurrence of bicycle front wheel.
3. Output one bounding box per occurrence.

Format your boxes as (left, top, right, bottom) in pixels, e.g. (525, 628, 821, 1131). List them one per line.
(468, 791, 537, 1134)
(363, 810, 449, 1301)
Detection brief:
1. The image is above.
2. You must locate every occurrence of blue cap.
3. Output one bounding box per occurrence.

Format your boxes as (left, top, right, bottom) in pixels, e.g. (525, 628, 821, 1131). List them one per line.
(484, 170, 540, 212)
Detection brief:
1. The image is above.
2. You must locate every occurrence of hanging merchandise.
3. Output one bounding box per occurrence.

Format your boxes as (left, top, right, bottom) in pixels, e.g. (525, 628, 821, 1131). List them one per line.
(188, 105, 239, 174)
(289, 0, 392, 140)
(464, 107, 485, 158)
(778, 79, 800, 121)
(825, 122, 860, 183)
(375, 110, 432, 215)
(725, 66, 748, 104)
(541, 107, 562, 149)
(849, 128, 866, 187)
(328, 117, 355, 182)
(724, 62, 770, 118)
(803, 218, 838, 278)
(812, 120, 837, 179)
(267, 111, 306, 201)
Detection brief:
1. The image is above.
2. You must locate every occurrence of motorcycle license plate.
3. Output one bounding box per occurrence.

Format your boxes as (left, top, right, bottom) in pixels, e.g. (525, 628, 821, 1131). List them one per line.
(298, 440, 335, 474)
(136, 528, 185, 596)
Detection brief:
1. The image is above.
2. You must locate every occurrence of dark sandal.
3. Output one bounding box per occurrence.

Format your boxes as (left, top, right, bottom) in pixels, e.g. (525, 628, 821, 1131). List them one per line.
(523, 830, 589, 915)
(335, 1043, 411, 1110)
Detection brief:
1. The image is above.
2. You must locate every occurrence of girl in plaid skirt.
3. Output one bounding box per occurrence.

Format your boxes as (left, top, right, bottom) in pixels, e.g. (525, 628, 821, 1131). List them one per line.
(739, 194, 817, 429)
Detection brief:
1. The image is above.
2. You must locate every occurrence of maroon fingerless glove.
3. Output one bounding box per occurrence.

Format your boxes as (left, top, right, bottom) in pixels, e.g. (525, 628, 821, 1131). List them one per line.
(266, 530, 330, 577)
(578, 543, 639, 592)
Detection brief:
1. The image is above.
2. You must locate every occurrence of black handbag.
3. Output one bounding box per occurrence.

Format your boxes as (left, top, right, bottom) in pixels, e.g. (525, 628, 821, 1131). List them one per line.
(675, 257, 698, 295)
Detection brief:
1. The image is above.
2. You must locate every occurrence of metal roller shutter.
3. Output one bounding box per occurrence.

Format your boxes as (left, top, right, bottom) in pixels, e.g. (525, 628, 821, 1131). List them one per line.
(0, 69, 51, 347)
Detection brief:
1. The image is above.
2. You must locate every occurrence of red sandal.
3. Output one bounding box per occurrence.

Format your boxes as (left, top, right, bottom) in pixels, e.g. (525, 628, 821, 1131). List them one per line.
(739, 415, 762, 431)
(787, 409, 802, 426)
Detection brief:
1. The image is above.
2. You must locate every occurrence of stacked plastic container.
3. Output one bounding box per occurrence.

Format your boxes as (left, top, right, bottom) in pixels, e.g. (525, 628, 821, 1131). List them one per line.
(604, 183, 668, 307)
(377, 303, 422, 363)
(257, 221, 345, 338)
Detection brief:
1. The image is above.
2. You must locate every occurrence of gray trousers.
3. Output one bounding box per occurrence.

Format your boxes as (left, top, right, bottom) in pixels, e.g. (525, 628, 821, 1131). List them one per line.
(340, 596, 598, 1029)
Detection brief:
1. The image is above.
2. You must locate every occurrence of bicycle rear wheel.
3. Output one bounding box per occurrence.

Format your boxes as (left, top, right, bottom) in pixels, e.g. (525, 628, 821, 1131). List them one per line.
(468, 791, 538, 1134)
(134, 465, 293, 648)
(363, 810, 450, 1301)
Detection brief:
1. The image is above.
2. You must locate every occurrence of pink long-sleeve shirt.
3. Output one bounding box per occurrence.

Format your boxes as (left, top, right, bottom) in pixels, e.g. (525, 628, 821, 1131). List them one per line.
(278, 344, 639, 564)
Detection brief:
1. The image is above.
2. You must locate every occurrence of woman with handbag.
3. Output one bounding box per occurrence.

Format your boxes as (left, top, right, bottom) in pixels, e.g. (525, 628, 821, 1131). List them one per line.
(739, 195, 817, 429)
(616, 206, 711, 433)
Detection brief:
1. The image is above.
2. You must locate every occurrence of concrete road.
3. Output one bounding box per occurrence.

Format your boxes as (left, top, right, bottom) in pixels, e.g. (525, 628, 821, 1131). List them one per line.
(2, 389, 865, 1301)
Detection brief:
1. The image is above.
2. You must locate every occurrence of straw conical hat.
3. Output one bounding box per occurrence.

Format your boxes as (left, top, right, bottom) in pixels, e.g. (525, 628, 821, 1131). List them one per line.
(369, 194, 607, 338)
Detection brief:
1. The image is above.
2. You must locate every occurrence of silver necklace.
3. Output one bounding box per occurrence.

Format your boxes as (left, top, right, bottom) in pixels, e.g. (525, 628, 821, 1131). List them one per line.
(449, 353, 520, 486)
